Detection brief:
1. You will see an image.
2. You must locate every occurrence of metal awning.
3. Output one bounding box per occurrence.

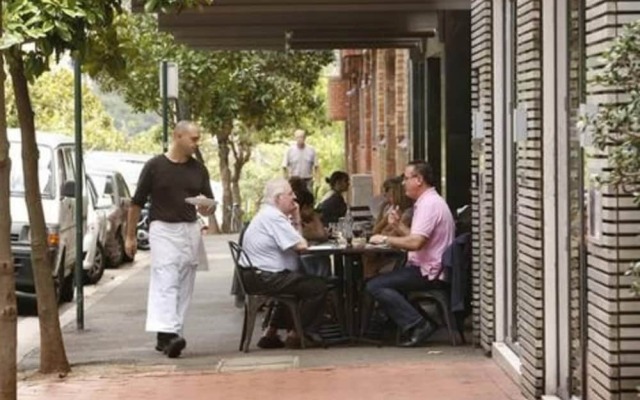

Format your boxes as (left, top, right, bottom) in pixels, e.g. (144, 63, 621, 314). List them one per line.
(132, 0, 469, 50)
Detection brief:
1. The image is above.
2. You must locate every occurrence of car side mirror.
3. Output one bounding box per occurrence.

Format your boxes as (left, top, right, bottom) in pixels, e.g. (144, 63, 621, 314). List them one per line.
(61, 180, 76, 198)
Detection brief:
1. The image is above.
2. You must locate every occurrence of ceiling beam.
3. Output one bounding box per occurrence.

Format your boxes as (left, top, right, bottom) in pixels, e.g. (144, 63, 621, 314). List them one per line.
(132, 0, 469, 13)
(131, 0, 462, 50)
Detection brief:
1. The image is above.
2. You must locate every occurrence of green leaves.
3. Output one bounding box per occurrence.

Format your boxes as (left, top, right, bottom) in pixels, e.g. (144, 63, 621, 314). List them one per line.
(586, 20, 640, 296)
(2, 0, 125, 81)
(143, 0, 213, 13)
(588, 21, 640, 195)
(626, 260, 640, 296)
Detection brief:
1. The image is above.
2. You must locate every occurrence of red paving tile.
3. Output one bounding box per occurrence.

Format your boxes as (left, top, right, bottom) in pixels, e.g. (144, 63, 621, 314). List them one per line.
(19, 360, 524, 400)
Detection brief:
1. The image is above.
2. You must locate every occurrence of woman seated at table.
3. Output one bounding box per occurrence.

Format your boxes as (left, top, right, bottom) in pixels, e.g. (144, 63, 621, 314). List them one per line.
(290, 177, 331, 277)
(317, 171, 350, 226)
(363, 176, 414, 278)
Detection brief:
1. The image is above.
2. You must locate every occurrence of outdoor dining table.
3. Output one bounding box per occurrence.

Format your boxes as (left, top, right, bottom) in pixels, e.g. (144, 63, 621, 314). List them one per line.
(303, 242, 405, 340)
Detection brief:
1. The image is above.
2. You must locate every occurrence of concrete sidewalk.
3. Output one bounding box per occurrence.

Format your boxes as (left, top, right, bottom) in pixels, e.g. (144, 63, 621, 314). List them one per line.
(18, 234, 524, 399)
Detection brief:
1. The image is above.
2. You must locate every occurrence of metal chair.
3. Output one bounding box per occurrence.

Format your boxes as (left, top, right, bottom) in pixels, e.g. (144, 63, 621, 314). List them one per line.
(407, 286, 464, 346)
(228, 241, 306, 352)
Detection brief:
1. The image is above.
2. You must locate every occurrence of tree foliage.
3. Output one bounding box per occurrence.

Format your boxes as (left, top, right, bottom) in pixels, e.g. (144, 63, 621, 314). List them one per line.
(239, 120, 345, 219)
(586, 21, 640, 295)
(5, 68, 127, 150)
(143, 0, 212, 13)
(94, 11, 333, 231)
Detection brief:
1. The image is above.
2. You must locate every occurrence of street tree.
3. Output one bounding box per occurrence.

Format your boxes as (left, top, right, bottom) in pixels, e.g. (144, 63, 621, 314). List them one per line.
(0, 1, 18, 398)
(2, 0, 130, 375)
(94, 12, 332, 231)
(0, 0, 210, 392)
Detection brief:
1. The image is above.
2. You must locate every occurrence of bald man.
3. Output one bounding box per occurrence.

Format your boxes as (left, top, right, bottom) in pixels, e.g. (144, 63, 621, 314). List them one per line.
(125, 121, 214, 358)
(282, 129, 318, 191)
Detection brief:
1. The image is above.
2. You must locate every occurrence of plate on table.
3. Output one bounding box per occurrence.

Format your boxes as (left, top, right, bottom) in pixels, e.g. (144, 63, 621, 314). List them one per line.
(185, 197, 216, 207)
(365, 243, 391, 249)
(308, 243, 340, 251)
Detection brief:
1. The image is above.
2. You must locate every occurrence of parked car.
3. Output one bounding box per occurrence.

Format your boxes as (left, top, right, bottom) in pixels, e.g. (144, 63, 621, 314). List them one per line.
(87, 168, 133, 267)
(9, 129, 86, 303)
(82, 176, 107, 284)
(85, 151, 152, 194)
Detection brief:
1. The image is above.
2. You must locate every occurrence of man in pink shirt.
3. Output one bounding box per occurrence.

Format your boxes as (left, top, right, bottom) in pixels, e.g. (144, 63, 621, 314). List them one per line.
(368, 161, 455, 347)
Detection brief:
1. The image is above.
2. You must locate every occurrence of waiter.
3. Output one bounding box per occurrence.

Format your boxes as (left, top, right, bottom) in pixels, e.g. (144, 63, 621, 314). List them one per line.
(124, 121, 214, 358)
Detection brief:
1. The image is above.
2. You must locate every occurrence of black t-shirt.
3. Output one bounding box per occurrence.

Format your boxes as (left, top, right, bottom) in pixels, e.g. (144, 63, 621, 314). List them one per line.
(317, 191, 347, 225)
(132, 155, 214, 223)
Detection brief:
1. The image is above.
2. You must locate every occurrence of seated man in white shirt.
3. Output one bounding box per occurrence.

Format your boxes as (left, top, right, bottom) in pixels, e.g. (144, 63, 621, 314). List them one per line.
(242, 178, 328, 348)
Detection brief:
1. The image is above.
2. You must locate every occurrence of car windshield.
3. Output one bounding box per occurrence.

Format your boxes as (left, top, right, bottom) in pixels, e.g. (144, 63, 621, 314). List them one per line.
(9, 142, 54, 197)
(89, 174, 115, 208)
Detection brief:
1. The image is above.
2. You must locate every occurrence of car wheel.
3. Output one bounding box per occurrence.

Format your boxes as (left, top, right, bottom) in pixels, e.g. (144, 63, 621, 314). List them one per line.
(108, 230, 126, 268)
(59, 269, 74, 303)
(84, 242, 106, 284)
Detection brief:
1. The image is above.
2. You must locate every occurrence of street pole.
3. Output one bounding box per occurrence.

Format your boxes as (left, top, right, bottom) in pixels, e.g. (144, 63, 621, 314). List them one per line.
(162, 60, 168, 152)
(74, 58, 84, 330)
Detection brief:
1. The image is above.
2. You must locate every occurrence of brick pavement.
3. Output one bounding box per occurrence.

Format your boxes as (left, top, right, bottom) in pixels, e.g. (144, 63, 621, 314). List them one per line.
(19, 359, 524, 400)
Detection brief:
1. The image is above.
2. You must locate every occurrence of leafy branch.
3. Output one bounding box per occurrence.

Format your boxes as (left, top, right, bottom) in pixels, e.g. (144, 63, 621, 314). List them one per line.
(587, 21, 640, 295)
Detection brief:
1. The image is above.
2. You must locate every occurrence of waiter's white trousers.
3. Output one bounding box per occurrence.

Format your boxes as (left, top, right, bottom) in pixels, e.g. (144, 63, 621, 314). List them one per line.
(146, 221, 202, 334)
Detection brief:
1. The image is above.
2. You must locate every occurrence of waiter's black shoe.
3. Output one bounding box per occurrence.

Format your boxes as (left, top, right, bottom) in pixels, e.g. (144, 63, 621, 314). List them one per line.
(164, 335, 187, 358)
(155, 332, 173, 352)
(398, 320, 437, 348)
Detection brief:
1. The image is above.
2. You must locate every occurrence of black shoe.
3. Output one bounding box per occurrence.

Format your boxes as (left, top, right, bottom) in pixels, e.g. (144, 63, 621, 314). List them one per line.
(155, 332, 174, 352)
(398, 320, 437, 348)
(257, 335, 285, 349)
(164, 335, 187, 358)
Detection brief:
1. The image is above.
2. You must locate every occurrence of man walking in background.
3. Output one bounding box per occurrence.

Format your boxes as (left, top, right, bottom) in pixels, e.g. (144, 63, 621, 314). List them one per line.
(282, 129, 318, 191)
(124, 121, 215, 358)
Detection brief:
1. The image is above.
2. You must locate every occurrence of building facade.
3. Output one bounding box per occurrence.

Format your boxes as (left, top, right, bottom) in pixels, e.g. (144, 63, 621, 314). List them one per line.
(335, 2, 640, 399)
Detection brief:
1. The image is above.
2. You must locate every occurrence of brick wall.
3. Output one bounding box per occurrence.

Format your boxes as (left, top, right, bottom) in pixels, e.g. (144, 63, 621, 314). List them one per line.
(341, 49, 411, 190)
(514, 0, 545, 398)
(584, 1, 640, 399)
(470, 0, 495, 355)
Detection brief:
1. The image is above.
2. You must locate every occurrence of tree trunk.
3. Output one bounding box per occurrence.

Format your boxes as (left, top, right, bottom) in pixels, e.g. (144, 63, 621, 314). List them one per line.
(194, 145, 220, 234)
(215, 121, 233, 233)
(7, 49, 70, 375)
(229, 139, 251, 225)
(0, 4, 18, 396)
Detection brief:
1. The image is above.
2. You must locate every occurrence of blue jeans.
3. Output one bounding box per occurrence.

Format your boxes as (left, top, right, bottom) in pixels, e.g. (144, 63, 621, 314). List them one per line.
(366, 265, 441, 332)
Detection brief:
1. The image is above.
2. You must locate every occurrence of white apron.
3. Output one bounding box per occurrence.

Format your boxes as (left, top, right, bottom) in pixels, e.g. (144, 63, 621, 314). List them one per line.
(146, 221, 202, 334)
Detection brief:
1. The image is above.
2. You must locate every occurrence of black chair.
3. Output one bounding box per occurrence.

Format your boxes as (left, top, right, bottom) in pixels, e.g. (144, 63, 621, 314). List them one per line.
(228, 241, 306, 352)
(407, 286, 463, 346)
(406, 233, 472, 346)
(230, 222, 251, 308)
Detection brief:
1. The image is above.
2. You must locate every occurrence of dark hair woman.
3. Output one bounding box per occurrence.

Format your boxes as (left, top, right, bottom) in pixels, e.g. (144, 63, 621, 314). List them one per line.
(316, 171, 350, 225)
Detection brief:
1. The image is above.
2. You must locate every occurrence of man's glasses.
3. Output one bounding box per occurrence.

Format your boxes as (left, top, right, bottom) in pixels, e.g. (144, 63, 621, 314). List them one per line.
(402, 174, 419, 182)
